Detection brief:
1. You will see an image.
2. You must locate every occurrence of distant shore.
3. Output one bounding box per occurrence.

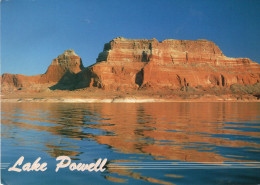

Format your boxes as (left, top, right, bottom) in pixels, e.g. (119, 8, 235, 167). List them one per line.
(2, 96, 259, 103)
(2, 88, 259, 103)
(2, 98, 260, 103)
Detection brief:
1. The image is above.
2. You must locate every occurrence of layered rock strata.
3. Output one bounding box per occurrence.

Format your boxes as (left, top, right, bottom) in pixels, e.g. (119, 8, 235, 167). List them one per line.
(90, 37, 260, 90)
(1, 38, 260, 94)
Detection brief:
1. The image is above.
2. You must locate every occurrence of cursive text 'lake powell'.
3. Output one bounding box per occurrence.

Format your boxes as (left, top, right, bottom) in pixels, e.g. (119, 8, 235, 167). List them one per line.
(1, 102, 260, 185)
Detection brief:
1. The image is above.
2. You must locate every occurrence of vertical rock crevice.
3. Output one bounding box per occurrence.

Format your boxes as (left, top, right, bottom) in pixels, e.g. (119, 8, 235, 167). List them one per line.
(135, 69, 144, 87)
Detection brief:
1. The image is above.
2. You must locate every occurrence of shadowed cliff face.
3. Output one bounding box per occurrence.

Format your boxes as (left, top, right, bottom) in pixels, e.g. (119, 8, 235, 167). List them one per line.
(44, 49, 84, 82)
(1, 38, 260, 93)
(1, 49, 86, 92)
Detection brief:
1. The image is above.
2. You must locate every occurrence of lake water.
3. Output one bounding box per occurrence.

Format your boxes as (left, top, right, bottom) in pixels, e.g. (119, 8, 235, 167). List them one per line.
(1, 102, 260, 185)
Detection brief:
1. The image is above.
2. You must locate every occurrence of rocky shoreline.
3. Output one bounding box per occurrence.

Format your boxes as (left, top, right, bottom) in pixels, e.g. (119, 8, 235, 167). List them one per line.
(2, 93, 259, 103)
(2, 98, 259, 103)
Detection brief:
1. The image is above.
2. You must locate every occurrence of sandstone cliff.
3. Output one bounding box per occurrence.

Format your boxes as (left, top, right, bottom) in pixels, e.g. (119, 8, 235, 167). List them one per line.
(89, 37, 260, 91)
(1, 49, 84, 92)
(1, 38, 260, 97)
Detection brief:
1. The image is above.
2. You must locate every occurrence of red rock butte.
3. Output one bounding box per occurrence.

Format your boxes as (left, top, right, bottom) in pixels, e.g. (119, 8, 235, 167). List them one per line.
(1, 37, 260, 95)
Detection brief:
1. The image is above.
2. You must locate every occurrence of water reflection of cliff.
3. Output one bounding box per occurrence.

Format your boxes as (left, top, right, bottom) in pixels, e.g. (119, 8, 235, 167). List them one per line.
(2, 102, 260, 160)
(2, 102, 260, 183)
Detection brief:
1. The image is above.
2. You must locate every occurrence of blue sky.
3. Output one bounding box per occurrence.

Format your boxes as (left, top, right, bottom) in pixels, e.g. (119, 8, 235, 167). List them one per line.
(1, 0, 260, 75)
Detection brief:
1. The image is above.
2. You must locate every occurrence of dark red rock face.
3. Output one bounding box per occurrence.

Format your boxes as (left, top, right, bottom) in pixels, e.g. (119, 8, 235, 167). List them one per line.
(1, 38, 260, 93)
(91, 37, 260, 90)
